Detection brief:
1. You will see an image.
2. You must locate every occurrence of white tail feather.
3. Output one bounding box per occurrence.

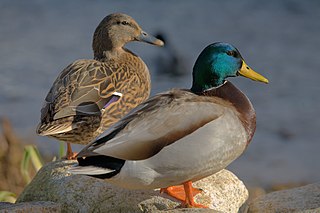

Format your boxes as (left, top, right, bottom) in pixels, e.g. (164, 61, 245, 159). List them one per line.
(68, 164, 115, 175)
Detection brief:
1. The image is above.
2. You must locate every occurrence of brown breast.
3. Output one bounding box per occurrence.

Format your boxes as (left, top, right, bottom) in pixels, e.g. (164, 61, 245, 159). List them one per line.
(201, 81, 256, 146)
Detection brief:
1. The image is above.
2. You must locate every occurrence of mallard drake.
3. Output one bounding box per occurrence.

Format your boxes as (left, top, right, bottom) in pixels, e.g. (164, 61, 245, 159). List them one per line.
(36, 13, 164, 159)
(69, 42, 268, 208)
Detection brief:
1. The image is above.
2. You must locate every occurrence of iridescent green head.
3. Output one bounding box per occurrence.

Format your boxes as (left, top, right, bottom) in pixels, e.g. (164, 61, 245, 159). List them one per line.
(191, 42, 268, 92)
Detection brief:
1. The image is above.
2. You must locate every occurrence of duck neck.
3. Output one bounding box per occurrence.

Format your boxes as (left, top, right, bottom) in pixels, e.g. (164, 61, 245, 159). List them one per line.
(93, 36, 109, 60)
(190, 61, 225, 93)
(95, 48, 126, 61)
(93, 38, 126, 60)
(92, 33, 125, 60)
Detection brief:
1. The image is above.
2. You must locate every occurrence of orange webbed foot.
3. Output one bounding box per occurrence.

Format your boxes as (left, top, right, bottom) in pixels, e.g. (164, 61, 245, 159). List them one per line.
(161, 181, 207, 208)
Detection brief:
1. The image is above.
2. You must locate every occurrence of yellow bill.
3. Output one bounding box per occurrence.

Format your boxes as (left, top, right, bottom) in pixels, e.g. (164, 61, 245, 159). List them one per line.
(238, 60, 269, 84)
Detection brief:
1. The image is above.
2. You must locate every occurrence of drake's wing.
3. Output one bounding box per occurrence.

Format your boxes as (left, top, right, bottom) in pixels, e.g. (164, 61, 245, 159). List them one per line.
(77, 89, 225, 160)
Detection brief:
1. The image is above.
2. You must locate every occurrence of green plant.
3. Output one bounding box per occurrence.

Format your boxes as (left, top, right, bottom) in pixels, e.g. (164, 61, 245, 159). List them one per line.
(20, 145, 43, 184)
(59, 142, 65, 159)
(0, 191, 16, 203)
(1, 142, 63, 203)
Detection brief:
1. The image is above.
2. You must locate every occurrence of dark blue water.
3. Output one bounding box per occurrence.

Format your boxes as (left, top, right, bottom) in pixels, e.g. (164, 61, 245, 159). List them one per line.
(0, 0, 320, 187)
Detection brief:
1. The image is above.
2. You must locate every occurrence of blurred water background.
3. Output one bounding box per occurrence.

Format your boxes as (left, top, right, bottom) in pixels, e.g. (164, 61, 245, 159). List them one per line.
(0, 0, 319, 188)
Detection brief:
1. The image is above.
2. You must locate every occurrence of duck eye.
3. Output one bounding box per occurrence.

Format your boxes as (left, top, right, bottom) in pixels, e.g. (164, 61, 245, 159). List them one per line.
(226, 51, 238, 57)
(116, 21, 129, 25)
(121, 21, 129, 25)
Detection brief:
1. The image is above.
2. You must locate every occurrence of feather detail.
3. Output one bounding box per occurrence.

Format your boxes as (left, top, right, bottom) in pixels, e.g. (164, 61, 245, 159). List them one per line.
(77, 89, 224, 160)
(68, 165, 115, 175)
(36, 13, 162, 145)
(69, 155, 125, 179)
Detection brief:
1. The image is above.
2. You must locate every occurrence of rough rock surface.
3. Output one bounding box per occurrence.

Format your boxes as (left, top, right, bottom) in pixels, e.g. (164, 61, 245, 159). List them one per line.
(247, 182, 320, 213)
(0, 201, 60, 213)
(17, 160, 248, 213)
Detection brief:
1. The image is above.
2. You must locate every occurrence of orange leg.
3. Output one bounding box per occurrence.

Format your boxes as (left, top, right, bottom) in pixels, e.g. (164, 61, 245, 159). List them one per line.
(66, 143, 77, 160)
(161, 181, 207, 208)
(183, 181, 207, 208)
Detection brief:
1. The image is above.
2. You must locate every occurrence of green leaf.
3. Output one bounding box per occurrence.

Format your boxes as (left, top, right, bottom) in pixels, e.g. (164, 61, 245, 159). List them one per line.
(59, 142, 65, 159)
(20, 145, 44, 184)
(0, 191, 16, 203)
(21, 147, 31, 183)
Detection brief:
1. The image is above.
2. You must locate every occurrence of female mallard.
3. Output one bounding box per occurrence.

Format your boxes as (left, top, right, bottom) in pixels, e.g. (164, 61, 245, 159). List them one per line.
(36, 13, 164, 159)
(69, 42, 268, 208)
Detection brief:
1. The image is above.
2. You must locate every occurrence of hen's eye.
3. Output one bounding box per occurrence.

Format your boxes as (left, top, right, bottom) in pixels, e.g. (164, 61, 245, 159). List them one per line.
(121, 21, 129, 25)
(116, 21, 129, 25)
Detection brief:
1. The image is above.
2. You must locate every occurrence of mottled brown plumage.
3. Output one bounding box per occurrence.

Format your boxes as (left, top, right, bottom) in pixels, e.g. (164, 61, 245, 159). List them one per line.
(36, 13, 164, 147)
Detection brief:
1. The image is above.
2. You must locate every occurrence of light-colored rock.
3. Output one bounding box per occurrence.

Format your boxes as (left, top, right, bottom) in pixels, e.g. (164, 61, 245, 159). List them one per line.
(248, 182, 320, 213)
(17, 160, 248, 213)
(0, 201, 60, 213)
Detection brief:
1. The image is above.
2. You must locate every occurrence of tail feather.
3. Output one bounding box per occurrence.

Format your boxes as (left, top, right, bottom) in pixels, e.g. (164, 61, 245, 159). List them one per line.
(68, 164, 115, 175)
(68, 155, 125, 179)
